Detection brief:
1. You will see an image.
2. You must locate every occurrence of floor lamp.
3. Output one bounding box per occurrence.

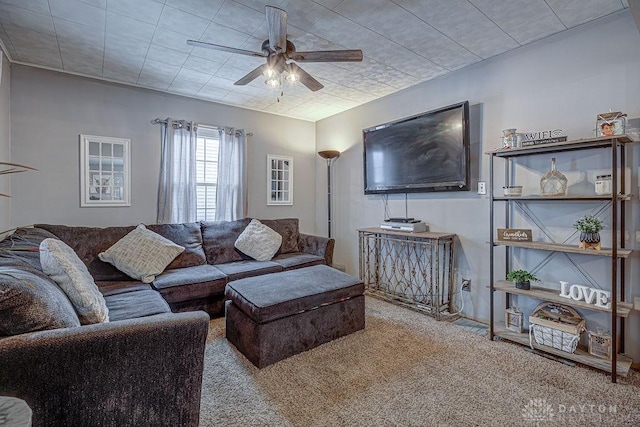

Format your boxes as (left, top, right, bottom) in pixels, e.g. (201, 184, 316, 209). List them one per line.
(317, 150, 340, 238)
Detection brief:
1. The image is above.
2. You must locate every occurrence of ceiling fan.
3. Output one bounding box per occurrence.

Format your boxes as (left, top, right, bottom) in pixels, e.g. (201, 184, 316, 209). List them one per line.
(187, 5, 363, 92)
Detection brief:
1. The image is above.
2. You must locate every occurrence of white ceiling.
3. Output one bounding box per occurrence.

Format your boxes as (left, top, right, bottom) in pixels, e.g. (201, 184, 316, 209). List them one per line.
(0, 0, 631, 122)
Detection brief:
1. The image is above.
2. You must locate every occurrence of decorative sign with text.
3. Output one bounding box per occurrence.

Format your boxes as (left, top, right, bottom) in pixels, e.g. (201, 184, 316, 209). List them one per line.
(559, 281, 611, 309)
(520, 129, 567, 147)
(497, 228, 532, 242)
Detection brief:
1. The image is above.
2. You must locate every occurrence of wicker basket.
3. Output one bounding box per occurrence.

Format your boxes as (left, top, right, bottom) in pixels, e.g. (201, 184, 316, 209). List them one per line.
(528, 302, 585, 354)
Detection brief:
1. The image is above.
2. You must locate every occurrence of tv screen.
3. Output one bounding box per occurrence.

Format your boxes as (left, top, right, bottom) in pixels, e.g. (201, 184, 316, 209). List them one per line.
(363, 101, 470, 194)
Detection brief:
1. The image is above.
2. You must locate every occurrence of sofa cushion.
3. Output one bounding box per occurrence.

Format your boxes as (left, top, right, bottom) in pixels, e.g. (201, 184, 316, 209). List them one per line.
(0, 267, 81, 336)
(214, 260, 282, 282)
(36, 224, 136, 281)
(0, 227, 60, 271)
(271, 252, 326, 270)
(201, 218, 251, 264)
(146, 222, 206, 269)
(40, 238, 109, 324)
(97, 281, 152, 297)
(260, 218, 300, 254)
(224, 265, 364, 324)
(104, 289, 171, 321)
(151, 265, 228, 303)
(98, 224, 185, 283)
(234, 219, 282, 262)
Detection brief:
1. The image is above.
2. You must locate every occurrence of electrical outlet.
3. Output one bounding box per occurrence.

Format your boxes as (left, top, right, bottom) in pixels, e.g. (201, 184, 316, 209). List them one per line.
(462, 278, 471, 292)
(477, 181, 486, 195)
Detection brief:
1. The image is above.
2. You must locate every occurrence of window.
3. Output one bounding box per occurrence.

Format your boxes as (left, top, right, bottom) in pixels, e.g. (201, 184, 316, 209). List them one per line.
(195, 127, 220, 221)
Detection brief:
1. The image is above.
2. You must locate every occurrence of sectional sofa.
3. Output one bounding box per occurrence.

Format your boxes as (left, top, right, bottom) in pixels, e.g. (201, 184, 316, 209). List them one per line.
(0, 218, 333, 426)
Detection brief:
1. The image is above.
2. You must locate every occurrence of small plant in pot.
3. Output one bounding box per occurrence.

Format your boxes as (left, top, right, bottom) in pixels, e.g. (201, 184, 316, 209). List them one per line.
(506, 269, 539, 290)
(573, 214, 604, 250)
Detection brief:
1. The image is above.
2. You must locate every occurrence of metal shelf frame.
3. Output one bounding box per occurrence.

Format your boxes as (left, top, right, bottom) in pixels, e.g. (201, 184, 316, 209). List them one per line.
(488, 135, 635, 383)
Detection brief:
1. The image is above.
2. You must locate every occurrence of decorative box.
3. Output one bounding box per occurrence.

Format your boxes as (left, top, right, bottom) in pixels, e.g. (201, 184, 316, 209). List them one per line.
(529, 302, 586, 354)
(596, 111, 627, 137)
(505, 307, 523, 333)
(588, 330, 612, 359)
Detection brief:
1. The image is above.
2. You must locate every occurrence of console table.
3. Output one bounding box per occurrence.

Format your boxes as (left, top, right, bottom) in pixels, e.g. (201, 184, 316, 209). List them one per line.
(358, 228, 456, 320)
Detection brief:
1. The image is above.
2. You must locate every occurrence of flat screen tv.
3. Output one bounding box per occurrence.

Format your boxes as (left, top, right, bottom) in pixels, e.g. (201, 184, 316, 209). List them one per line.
(363, 101, 470, 194)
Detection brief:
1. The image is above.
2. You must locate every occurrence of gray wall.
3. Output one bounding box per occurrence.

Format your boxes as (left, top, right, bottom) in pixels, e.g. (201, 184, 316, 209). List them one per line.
(0, 52, 9, 231)
(316, 11, 640, 358)
(10, 65, 317, 232)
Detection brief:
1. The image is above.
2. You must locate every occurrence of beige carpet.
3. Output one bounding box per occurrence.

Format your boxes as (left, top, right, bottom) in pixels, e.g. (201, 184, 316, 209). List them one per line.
(199, 297, 640, 426)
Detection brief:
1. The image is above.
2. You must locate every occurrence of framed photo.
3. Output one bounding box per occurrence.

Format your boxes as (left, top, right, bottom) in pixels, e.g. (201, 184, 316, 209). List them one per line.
(596, 111, 626, 137)
(80, 134, 131, 207)
(267, 154, 293, 206)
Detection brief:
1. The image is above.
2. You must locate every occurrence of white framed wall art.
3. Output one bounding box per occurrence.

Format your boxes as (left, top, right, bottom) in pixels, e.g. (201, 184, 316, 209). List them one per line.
(267, 154, 293, 206)
(80, 134, 131, 207)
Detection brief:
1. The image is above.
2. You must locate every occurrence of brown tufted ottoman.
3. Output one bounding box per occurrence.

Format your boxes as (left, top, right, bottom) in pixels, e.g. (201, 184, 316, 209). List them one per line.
(224, 264, 365, 368)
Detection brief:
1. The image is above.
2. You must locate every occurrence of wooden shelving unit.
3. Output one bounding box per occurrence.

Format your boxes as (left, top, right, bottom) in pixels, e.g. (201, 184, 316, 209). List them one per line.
(488, 135, 636, 383)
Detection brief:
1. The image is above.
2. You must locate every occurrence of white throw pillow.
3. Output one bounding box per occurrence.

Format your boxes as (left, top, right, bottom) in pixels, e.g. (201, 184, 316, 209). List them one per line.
(234, 219, 282, 262)
(98, 224, 185, 283)
(40, 238, 109, 325)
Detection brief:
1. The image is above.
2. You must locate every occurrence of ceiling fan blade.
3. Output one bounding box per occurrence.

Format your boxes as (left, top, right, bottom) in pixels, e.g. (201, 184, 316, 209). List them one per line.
(266, 6, 287, 53)
(234, 64, 267, 86)
(187, 40, 266, 58)
(289, 50, 363, 62)
(288, 63, 323, 92)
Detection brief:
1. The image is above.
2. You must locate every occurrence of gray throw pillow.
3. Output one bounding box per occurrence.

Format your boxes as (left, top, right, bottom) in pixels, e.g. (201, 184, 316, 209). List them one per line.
(234, 219, 283, 262)
(98, 224, 185, 283)
(40, 238, 109, 324)
(0, 267, 80, 336)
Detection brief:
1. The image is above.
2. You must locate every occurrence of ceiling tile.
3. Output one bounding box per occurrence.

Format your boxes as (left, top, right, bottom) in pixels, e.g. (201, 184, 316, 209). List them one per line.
(278, 0, 328, 29)
(546, 0, 624, 28)
(138, 59, 181, 89)
(157, 5, 211, 38)
(152, 28, 194, 52)
(183, 55, 224, 73)
(106, 0, 165, 25)
(174, 67, 211, 85)
(0, 0, 50, 14)
(306, 9, 360, 45)
(424, 1, 519, 59)
(212, 1, 265, 35)
(198, 82, 230, 99)
(102, 68, 140, 84)
(168, 78, 205, 95)
(78, 0, 106, 8)
(313, 0, 343, 9)
(223, 91, 254, 104)
(60, 50, 104, 75)
(0, 4, 55, 36)
(54, 18, 104, 47)
(165, 0, 224, 20)
(146, 44, 189, 67)
(470, 0, 565, 45)
(392, 0, 467, 21)
(199, 22, 251, 48)
(49, 0, 106, 29)
(105, 33, 150, 57)
(106, 11, 156, 44)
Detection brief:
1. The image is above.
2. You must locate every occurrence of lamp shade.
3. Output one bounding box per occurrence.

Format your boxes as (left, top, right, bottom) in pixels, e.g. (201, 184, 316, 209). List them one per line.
(317, 150, 340, 160)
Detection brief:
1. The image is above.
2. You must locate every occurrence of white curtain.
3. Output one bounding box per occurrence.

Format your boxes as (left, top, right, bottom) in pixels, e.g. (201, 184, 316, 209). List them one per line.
(215, 127, 247, 221)
(156, 119, 197, 224)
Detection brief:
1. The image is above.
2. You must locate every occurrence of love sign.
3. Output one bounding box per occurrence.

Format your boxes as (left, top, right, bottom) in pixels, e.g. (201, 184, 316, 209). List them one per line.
(559, 281, 611, 309)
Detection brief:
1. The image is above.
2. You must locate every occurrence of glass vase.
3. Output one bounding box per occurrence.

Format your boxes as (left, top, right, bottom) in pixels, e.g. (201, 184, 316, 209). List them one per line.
(540, 157, 568, 196)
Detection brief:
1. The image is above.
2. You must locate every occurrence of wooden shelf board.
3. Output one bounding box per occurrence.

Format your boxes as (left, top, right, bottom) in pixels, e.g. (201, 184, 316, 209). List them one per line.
(493, 240, 632, 258)
(486, 135, 635, 157)
(493, 280, 632, 317)
(493, 323, 632, 376)
(492, 194, 633, 201)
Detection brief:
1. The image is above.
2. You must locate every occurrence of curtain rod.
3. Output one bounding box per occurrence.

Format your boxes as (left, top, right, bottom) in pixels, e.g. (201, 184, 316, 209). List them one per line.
(150, 118, 253, 136)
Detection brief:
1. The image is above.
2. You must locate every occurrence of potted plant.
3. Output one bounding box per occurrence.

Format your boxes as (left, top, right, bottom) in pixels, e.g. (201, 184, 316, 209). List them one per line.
(506, 269, 539, 290)
(573, 214, 604, 250)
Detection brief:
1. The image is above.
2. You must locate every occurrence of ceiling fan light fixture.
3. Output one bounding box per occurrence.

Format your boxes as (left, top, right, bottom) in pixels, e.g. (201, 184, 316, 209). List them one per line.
(263, 67, 277, 79)
(285, 72, 298, 83)
(265, 75, 281, 88)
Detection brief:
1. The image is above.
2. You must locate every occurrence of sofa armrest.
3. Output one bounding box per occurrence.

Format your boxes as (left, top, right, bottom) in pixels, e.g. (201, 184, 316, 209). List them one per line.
(0, 311, 210, 427)
(299, 233, 335, 266)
